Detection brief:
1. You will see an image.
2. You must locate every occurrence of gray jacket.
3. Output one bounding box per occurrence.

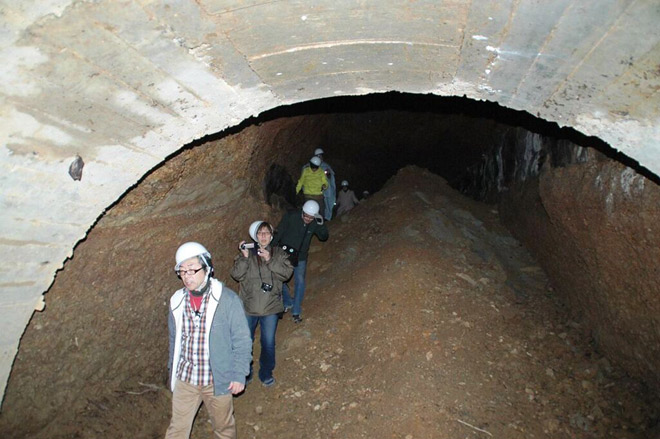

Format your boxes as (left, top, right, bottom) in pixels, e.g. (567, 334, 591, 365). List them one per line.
(168, 278, 252, 395)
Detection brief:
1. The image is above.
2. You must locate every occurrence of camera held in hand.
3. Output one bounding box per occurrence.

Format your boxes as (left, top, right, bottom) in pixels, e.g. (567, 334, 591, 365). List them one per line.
(240, 242, 255, 250)
(261, 282, 273, 293)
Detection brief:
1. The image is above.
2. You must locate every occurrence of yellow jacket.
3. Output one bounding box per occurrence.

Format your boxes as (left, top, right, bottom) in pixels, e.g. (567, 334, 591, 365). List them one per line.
(296, 166, 328, 195)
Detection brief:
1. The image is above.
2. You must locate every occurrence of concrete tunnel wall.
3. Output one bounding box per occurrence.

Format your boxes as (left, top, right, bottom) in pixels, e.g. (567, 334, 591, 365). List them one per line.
(0, 0, 659, 405)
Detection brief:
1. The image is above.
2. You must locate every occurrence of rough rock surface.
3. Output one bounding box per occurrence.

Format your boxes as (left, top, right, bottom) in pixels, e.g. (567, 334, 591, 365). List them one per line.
(462, 126, 660, 392)
(501, 156, 660, 391)
(1, 163, 657, 438)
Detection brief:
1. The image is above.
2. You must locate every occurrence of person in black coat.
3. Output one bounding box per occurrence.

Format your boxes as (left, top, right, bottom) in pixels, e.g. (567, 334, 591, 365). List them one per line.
(271, 200, 329, 323)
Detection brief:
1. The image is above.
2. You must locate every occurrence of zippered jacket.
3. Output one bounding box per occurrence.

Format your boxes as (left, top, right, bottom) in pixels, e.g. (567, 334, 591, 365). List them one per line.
(168, 278, 251, 395)
(296, 166, 328, 196)
(230, 246, 293, 316)
(272, 209, 329, 262)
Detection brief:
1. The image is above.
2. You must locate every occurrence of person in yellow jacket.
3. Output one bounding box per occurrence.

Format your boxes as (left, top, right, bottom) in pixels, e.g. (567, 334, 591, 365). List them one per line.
(296, 156, 328, 218)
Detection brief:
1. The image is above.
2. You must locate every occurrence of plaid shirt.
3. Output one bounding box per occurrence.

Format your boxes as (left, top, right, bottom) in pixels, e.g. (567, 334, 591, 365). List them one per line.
(175, 291, 213, 386)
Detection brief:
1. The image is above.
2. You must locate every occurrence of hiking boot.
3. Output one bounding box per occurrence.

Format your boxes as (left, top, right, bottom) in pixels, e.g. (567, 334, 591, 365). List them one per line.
(292, 314, 303, 324)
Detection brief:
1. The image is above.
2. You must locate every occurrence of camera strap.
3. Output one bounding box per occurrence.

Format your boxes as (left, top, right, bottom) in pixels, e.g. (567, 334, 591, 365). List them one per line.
(257, 252, 274, 287)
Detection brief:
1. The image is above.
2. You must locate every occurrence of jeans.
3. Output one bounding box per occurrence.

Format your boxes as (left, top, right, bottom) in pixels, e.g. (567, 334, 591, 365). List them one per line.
(282, 260, 307, 316)
(245, 314, 279, 383)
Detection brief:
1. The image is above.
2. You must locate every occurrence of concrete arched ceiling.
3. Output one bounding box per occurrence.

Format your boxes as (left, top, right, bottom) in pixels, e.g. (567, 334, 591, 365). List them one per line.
(0, 0, 658, 403)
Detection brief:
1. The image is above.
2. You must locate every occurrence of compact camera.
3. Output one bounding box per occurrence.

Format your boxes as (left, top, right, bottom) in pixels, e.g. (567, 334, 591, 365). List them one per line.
(240, 242, 255, 250)
(261, 282, 273, 293)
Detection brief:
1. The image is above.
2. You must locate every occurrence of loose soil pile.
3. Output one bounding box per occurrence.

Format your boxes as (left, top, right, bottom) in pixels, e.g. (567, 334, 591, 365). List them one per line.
(206, 168, 659, 438)
(1, 167, 657, 438)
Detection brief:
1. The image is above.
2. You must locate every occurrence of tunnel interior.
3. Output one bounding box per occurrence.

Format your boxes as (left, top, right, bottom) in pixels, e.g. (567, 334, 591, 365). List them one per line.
(1, 93, 659, 438)
(239, 93, 649, 200)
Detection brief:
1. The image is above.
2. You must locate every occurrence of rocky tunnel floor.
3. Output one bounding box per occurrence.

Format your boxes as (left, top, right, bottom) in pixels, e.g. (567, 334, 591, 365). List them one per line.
(1, 166, 658, 439)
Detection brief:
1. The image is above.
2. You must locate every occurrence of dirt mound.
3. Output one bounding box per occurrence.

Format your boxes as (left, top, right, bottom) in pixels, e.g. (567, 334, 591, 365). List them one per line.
(1, 166, 657, 438)
(227, 167, 657, 439)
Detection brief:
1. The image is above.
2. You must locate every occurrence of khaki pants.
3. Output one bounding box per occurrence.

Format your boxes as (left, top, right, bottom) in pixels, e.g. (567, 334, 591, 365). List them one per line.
(165, 379, 236, 439)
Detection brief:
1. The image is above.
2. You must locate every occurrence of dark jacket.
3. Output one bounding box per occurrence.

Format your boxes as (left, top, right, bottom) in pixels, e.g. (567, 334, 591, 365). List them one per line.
(230, 246, 293, 316)
(272, 209, 329, 262)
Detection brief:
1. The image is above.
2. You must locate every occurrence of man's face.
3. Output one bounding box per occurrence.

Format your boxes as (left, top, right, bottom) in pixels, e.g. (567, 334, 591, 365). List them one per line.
(179, 257, 206, 291)
(302, 212, 314, 224)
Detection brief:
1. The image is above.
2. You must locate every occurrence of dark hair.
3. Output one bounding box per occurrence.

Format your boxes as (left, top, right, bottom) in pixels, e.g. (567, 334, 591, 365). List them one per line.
(197, 255, 213, 275)
(258, 222, 274, 235)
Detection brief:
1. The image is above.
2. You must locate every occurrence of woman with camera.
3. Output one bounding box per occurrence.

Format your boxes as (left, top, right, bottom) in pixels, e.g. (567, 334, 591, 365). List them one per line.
(230, 220, 293, 387)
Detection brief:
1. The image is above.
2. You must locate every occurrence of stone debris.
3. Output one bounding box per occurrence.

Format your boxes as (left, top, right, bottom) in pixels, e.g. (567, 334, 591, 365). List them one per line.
(68, 155, 84, 181)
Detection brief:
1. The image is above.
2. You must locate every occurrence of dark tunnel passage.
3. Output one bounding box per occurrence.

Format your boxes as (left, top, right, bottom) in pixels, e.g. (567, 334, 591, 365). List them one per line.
(1, 93, 659, 438)
(253, 93, 660, 200)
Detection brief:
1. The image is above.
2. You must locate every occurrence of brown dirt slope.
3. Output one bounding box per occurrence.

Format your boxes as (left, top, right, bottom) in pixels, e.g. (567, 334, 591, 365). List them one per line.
(1, 166, 657, 438)
(217, 167, 658, 439)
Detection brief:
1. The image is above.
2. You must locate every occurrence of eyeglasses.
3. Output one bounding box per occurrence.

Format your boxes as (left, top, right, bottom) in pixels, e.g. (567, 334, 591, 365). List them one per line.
(257, 230, 272, 236)
(176, 267, 204, 277)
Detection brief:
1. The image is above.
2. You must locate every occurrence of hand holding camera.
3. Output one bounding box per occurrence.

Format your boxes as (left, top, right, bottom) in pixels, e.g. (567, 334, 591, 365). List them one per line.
(238, 240, 253, 257)
(256, 246, 271, 262)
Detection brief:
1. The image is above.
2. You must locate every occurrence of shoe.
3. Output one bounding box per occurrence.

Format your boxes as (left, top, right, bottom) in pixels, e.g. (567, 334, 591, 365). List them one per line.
(262, 377, 276, 387)
(292, 314, 303, 324)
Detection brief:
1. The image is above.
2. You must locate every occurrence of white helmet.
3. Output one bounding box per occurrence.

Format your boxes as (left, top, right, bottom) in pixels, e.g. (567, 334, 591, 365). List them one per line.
(341, 180, 349, 187)
(314, 148, 324, 156)
(302, 200, 320, 216)
(310, 156, 322, 167)
(248, 221, 263, 241)
(175, 242, 211, 271)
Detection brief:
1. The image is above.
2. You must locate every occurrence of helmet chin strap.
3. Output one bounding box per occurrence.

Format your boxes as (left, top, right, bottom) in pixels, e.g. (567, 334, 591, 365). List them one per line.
(201, 260, 212, 287)
(189, 259, 213, 296)
(189, 275, 211, 296)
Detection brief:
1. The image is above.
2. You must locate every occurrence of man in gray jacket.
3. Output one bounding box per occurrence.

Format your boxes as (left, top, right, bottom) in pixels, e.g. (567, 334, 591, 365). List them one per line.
(166, 242, 252, 439)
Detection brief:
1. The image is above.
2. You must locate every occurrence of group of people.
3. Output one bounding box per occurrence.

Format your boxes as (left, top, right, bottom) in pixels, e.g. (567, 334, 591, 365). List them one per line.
(295, 148, 364, 219)
(165, 167, 336, 437)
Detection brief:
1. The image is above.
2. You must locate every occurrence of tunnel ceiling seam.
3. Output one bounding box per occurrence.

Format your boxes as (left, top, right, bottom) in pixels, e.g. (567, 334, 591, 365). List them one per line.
(509, 1, 573, 105)
(222, 30, 283, 103)
(542, 1, 636, 109)
(248, 40, 459, 62)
